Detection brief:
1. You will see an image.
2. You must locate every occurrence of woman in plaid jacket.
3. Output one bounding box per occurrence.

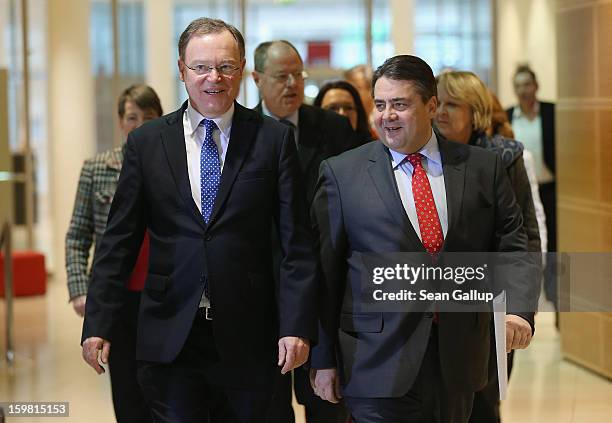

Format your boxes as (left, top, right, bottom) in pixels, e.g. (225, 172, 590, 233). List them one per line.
(65, 84, 162, 423)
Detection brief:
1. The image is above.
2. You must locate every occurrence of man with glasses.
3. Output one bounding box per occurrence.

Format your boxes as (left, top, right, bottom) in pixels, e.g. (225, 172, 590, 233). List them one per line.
(81, 18, 318, 423)
(252, 40, 354, 423)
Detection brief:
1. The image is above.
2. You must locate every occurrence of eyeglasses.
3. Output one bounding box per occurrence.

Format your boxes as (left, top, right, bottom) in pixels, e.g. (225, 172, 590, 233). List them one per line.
(265, 70, 309, 84)
(184, 62, 241, 77)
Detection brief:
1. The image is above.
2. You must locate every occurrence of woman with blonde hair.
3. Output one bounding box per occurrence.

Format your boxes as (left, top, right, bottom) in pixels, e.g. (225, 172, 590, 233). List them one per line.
(435, 71, 540, 252)
(435, 71, 543, 423)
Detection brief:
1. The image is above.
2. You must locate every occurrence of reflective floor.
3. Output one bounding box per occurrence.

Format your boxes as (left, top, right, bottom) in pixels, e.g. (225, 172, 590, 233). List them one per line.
(1, 278, 611, 422)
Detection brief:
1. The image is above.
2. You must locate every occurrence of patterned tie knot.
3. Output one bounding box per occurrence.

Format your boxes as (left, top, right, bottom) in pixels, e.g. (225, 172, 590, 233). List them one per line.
(406, 153, 423, 168)
(201, 118, 217, 134)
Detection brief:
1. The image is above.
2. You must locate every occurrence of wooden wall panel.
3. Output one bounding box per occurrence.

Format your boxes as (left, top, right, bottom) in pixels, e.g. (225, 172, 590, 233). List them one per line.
(597, 4, 612, 97)
(556, 7, 595, 98)
(600, 110, 612, 204)
(557, 0, 612, 380)
(556, 109, 598, 201)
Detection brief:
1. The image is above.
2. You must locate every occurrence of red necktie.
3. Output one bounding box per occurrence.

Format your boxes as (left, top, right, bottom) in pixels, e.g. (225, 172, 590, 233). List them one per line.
(406, 153, 443, 324)
(406, 153, 444, 255)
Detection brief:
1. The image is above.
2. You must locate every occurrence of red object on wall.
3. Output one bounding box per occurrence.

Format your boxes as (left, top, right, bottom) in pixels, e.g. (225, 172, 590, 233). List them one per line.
(0, 251, 46, 297)
(307, 40, 331, 67)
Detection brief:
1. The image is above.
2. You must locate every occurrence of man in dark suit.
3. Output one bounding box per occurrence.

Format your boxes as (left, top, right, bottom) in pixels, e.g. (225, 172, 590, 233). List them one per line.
(81, 18, 318, 423)
(251, 40, 353, 423)
(252, 40, 356, 204)
(310, 55, 539, 423)
(506, 64, 557, 311)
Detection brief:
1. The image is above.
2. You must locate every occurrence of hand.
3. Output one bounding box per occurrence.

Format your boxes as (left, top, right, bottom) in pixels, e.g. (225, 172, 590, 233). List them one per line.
(277, 336, 310, 374)
(505, 314, 532, 353)
(71, 295, 87, 317)
(82, 337, 111, 375)
(310, 368, 342, 403)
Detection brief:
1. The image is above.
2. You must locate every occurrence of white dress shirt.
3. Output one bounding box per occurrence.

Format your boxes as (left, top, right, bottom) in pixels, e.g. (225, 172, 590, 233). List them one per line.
(183, 101, 234, 214)
(512, 104, 554, 184)
(388, 131, 449, 241)
(183, 101, 234, 308)
(522, 149, 548, 253)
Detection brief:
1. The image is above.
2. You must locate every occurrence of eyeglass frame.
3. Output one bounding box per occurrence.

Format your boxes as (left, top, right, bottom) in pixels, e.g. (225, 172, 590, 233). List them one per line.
(260, 70, 309, 84)
(182, 61, 242, 77)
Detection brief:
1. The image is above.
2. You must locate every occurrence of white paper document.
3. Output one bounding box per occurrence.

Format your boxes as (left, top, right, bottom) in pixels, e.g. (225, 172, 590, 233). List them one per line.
(493, 291, 508, 400)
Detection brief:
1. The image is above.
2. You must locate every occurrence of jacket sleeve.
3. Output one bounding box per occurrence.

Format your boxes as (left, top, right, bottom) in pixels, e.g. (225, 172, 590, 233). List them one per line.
(494, 155, 540, 331)
(310, 159, 348, 369)
(65, 160, 95, 301)
(275, 125, 320, 343)
(507, 155, 541, 254)
(81, 135, 146, 343)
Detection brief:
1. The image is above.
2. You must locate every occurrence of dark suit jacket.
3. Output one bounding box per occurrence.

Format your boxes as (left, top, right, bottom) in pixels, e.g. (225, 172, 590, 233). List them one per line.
(311, 137, 538, 398)
(254, 103, 356, 204)
(82, 101, 318, 390)
(506, 101, 556, 175)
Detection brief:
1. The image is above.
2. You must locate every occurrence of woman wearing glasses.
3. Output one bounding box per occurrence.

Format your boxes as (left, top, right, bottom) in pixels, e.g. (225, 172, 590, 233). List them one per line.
(314, 80, 374, 147)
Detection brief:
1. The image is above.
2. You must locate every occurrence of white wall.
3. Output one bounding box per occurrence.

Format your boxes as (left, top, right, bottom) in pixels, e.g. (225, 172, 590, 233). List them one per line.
(48, 0, 96, 276)
(391, 0, 415, 55)
(145, 0, 177, 112)
(496, 0, 557, 107)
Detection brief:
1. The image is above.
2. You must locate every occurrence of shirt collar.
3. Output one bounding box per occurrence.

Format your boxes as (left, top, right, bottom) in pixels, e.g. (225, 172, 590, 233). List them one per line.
(389, 130, 442, 170)
(186, 100, 234, 139)
(513, 101, 540, 119)
(261, 101, 299, 128)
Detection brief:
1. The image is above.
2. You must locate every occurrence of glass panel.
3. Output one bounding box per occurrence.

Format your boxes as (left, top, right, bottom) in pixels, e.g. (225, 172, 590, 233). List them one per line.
(414, 0, 493, 85)
(0, 0, 50, 254)
(372, 0, 393, 69)
(91, 0, 146, 153)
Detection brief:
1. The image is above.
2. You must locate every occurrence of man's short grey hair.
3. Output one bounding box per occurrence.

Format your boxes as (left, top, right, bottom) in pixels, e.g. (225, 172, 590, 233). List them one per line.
(178, 17, 245, 62)
(253, 40, 302, 73)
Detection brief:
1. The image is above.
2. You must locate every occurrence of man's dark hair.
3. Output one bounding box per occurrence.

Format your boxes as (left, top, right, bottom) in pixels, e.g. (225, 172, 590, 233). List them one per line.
(253, 40, 302, 73)
(178, 17, 245, 62)
(372, 55, 437, 102)
(117, 84, 163, 118)
(513, 63, 537, 84)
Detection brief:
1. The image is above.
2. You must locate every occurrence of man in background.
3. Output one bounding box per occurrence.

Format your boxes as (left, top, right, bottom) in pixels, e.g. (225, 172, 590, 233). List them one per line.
(344, 64, 375, 122)
(506, 64, 557, 311)
(252, 39, 354, 423)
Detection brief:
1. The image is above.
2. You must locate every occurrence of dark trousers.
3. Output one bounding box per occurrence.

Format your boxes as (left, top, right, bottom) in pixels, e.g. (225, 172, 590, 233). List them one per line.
(267, 369, 349, 423)
(344, 329, 474, 423)
(137, 310, 273, 423)
(108, 290, 153, 423)
(539, 182, 558, 307)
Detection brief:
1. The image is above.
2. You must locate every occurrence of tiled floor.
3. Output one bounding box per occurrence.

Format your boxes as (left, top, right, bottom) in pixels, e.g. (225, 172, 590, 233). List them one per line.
(1, 278, 611, 422)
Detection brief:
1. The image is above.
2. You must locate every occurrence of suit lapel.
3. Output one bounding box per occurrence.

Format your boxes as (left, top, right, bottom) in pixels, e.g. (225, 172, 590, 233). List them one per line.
(161, 102, 207, 231)
(367, 143, 424, 251)
(438, 137, 467, 248)
(208, 103, 259, 225)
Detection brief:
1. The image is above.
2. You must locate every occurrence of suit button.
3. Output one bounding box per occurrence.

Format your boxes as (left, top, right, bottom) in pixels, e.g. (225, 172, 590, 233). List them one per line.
(205, 235, 212, 241)
(424, 312, 434, 318)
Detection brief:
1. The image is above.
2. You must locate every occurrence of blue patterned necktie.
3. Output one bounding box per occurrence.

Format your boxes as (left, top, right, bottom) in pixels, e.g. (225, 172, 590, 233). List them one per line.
(200, 119, 221, 224)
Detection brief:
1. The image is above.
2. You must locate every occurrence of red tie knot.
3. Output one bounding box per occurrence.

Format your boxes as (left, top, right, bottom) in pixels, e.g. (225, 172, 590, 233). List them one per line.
(406, 153, 423, 168)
